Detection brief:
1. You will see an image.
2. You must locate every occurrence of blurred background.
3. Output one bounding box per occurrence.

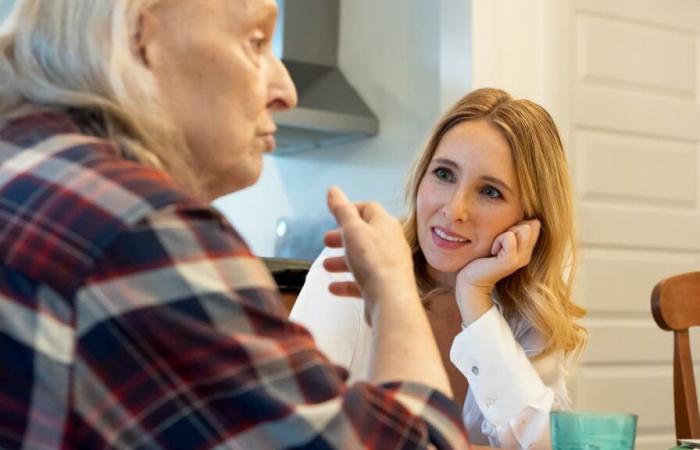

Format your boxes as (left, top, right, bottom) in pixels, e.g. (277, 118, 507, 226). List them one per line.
(3, 1, 700, 448)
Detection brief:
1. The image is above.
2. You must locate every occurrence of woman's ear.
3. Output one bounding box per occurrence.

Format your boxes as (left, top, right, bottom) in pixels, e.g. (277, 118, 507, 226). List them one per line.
(132, 9, 160, 69)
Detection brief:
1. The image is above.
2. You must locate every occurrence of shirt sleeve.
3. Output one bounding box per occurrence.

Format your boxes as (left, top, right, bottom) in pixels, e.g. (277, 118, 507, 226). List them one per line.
(450, 305, 571, 449)
(72, 205, 468, 449)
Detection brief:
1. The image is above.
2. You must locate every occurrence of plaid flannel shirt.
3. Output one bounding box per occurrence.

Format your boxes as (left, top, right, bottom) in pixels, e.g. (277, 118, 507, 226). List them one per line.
(0, 109, 468, 449)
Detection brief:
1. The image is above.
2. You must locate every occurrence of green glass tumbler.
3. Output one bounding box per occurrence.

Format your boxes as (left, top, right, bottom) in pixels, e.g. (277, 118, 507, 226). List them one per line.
(550, 411, 637, 450)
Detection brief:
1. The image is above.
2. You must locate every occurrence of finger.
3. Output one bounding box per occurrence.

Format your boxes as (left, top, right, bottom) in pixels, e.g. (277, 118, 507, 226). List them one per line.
(528, 219, 542, 244)
(511, 224, 532, 247)
(327, 186, 361, 228)
(517, 220, 541, 264)
(354, 201, 385, 223)
(323, 256, 349, 273)
(513, 219, 541, 251)
(527, 218, 542, 233)
(491, 236, 503, 256)
(498, 231, 518, 259)
(512, 219, 540, 240)
(324, 229, 343, 248)
(328, 281, 362, 298)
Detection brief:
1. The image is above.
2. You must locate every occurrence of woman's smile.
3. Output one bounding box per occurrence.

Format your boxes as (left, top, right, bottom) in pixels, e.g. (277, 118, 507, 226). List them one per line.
(431, 226, 470, 249)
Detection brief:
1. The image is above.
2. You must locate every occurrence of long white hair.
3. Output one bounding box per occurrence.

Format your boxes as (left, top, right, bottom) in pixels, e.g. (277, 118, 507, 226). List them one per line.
(0, 0, 199, 195)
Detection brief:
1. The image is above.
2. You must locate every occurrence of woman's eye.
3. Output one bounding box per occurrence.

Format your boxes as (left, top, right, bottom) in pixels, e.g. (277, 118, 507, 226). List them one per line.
(432, 167, 454, 182)
(481, 185, 502, 199)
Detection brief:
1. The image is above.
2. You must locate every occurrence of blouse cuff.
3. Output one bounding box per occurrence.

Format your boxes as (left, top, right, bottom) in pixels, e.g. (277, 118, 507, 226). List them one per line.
(449, 305, 550, 426)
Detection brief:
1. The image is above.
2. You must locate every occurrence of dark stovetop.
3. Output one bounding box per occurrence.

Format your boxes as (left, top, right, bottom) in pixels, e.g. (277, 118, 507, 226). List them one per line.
(261, 257, 312, 293)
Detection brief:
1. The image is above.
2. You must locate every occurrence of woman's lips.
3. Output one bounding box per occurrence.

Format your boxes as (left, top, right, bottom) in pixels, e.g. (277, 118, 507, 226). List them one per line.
(431, 226, 470, 250)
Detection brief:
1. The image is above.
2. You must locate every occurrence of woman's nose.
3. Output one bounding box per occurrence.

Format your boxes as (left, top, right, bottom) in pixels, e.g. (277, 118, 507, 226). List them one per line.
(442, 193, 470, 223)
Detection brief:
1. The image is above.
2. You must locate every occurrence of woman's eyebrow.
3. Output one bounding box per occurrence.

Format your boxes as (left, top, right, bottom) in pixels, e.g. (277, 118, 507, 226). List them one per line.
(481, 175, 514, 195)
(431, 157, 459, 170)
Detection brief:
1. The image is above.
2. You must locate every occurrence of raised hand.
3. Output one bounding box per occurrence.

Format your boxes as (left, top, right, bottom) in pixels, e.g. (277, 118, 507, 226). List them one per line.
(455, 219, 541, 324)
(322, 187, 451, 393)
(323, 186, 419, 322)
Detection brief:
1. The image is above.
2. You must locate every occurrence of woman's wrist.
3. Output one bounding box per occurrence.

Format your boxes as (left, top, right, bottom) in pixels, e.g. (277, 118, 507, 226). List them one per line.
(455, 284, 494, 326)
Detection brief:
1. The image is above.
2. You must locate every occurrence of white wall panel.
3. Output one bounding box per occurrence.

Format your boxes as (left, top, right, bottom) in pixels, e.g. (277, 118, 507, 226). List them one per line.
(577, 13, 695, 97)
(574, 0, 700, 33)
(578, 248, 697, 312)
(579, 204, 700, 251)
(582, 320, 671, 364)
(574, 85, 700, 141)
(575, 130, 697, 207)
(582, 320, 700, 363)
(571, 367, 674, 431)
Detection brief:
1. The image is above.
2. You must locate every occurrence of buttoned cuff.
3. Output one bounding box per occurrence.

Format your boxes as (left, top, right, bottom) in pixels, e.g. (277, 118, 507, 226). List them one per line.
(449, 305, 550, 426)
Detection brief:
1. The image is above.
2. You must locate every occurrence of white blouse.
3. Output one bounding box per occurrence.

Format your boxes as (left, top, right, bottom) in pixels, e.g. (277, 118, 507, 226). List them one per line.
(290, 247, 572, 449)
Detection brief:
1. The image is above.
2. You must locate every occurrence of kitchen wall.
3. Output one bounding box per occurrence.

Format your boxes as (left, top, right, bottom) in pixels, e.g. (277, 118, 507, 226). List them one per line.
(0, 0, 13, 25)
(215, 0, 471, 256)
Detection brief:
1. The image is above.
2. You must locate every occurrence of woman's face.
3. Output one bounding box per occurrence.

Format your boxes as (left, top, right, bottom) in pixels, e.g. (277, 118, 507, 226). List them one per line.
(416, 120, 525, 284)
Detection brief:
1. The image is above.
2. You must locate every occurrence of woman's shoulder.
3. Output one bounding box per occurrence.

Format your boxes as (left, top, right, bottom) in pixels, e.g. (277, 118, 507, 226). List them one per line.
(293, 246, 361, 313)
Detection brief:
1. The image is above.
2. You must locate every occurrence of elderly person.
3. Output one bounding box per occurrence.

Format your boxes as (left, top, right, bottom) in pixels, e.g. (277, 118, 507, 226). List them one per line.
(0, 0, 470, 449)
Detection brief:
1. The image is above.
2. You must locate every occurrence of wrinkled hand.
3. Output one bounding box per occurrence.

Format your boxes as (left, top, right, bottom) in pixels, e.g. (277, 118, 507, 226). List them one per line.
(457, 219, 541, 293)
(322, 187, 417, 315)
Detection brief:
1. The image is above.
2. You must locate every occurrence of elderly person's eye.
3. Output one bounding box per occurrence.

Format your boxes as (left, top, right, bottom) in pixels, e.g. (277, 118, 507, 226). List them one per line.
(251, 37, 267, 51)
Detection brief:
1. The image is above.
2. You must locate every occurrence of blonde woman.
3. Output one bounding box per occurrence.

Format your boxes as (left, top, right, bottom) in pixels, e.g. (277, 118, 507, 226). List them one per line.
(291, 88, 587, 449)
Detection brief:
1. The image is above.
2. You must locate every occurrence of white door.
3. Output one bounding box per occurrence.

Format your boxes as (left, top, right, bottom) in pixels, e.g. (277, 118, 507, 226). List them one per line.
(471, 1, 700, 448)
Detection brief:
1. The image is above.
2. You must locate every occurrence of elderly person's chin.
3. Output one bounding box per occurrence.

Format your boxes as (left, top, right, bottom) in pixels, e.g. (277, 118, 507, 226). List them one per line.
(200, 150, 264, 200)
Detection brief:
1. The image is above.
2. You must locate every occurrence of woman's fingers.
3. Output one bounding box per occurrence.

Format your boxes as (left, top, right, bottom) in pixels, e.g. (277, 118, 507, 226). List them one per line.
(328, 281, 362, 298)
(508, 219, 540, 244)
(511, 219, 540, 246)
(497, 231, 518, 260)
(491, 233, 504, 256)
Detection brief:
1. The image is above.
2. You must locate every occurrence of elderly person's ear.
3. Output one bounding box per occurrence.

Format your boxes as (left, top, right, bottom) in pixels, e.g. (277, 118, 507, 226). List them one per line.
(132, 9, 161, 68)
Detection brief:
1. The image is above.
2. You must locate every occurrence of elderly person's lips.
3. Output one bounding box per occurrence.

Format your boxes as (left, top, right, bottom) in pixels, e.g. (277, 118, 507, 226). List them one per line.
(260, 133, 276, 151)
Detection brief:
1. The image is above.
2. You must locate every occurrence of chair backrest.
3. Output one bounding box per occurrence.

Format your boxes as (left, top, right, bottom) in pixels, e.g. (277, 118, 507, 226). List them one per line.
(651, 271, 700, 439)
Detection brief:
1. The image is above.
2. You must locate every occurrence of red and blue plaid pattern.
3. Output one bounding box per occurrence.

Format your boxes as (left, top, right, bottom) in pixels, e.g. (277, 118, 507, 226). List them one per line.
(0, 109, 468, 449)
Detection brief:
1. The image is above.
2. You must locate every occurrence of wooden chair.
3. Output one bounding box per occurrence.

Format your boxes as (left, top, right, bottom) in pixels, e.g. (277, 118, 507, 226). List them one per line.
(651, 271, 700, 439)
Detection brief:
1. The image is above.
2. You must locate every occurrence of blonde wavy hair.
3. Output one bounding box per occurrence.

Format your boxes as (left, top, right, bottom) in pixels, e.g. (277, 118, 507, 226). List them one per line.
(404, 88, 587, 359)
(0, 0, 200, 196)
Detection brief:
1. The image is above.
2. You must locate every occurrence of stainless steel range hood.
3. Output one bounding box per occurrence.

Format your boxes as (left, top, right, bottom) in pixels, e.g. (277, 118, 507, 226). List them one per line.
(273, 0, 379, 154)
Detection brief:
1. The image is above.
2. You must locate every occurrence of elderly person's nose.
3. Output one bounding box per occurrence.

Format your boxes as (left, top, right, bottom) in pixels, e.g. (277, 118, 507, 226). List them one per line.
(268, 58, 297, 111)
